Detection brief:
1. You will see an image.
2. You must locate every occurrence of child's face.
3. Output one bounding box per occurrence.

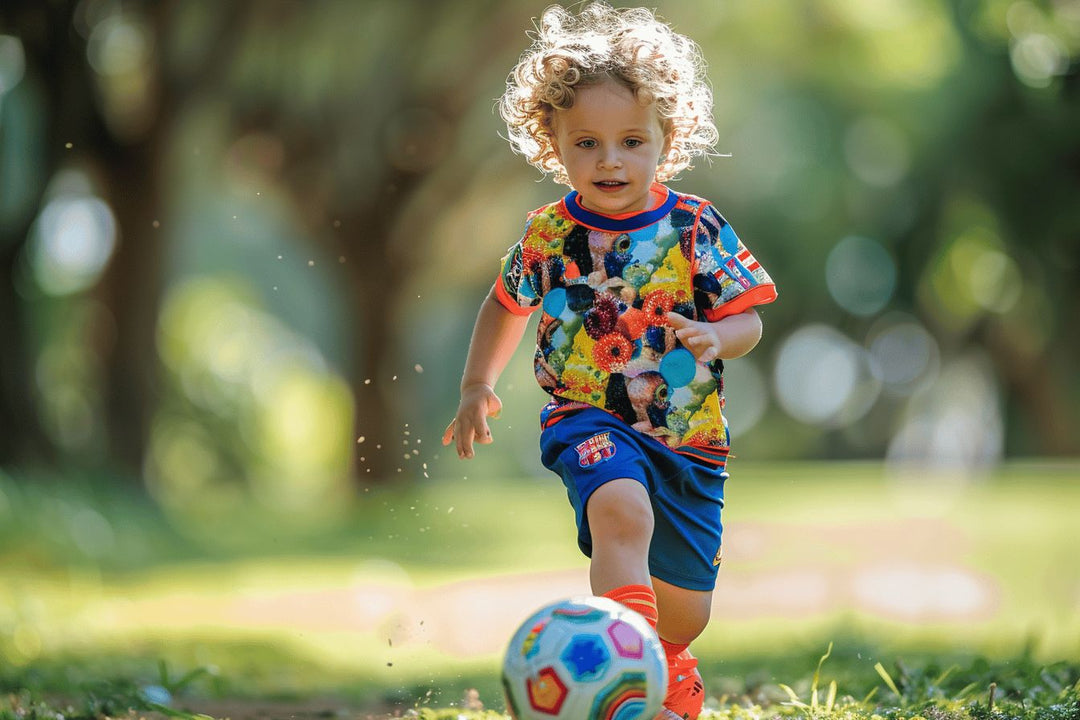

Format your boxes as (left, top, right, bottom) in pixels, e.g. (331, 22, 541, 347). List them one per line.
(552, 79, 669, 215)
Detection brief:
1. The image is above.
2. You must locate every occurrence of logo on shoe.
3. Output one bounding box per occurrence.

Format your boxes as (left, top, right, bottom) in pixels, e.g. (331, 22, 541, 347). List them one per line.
(576, 432, 616, 467)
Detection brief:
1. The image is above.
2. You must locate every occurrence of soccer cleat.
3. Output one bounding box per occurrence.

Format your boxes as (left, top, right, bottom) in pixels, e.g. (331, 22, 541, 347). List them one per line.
(657, 649, 704, 720)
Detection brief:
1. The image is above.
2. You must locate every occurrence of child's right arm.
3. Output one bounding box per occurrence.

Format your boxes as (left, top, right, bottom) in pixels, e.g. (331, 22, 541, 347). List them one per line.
(442, 286, 531, 459)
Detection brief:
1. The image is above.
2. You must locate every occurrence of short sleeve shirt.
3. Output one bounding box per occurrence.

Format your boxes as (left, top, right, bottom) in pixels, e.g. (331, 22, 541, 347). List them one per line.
(495, 184, 777, 465)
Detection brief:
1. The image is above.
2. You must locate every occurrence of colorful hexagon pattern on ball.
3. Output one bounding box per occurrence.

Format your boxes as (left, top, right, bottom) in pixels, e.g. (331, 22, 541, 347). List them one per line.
(502, 596, 667, 719)
(606, 619, 646, 660)
(560, 634, 610, 681)
(527, 666, 568, 715)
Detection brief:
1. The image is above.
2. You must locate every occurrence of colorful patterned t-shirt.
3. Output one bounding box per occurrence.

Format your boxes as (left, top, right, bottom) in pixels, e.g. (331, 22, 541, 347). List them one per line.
(495, 184, 777, 466)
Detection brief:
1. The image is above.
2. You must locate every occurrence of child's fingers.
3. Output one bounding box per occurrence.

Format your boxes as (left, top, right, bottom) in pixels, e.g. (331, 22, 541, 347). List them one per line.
(680, 332, 719, 363)
(456, 423, 476, 459)
(666, 311, 690, 329)
(441, 420, 456, 446)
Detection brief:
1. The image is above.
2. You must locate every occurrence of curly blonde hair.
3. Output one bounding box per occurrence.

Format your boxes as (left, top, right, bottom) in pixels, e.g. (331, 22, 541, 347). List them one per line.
(499, 2, 718, 185)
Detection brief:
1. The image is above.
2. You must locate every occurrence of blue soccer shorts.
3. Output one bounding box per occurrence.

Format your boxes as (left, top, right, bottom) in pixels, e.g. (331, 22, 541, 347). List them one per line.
(539, 407, 728, 592)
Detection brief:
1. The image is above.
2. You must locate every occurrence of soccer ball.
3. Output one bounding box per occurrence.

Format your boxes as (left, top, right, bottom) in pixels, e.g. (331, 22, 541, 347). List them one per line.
(501, 595, 667, 720)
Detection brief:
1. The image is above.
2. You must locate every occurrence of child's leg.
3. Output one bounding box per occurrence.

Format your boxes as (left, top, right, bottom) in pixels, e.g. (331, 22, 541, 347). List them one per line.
(653, 577, 710, 720)
(653, 577, 711, 644)
(585, 477, 654, 595)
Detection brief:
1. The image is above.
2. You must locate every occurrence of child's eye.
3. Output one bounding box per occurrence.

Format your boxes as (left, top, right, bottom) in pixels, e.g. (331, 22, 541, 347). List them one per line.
(577, 139, 597, 149)
(624, 138, 643, 148)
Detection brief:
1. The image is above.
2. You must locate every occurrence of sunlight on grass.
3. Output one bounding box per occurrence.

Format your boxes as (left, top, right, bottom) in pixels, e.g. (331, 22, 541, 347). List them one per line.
(2, 460, 1078, 712)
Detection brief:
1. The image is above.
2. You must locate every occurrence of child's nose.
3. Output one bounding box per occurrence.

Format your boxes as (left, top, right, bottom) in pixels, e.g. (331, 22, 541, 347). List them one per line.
(598, 147, 622, 169)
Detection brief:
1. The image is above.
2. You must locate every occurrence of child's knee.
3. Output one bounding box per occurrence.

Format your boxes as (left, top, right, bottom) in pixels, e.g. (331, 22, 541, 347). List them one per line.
(587, 478, 653, 543)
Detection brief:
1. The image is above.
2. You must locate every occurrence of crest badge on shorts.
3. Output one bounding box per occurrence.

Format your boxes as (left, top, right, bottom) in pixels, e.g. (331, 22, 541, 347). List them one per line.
(576, 432, 617, 467)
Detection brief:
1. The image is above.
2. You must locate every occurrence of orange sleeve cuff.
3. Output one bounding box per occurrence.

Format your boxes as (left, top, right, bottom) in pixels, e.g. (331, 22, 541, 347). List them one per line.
(703, 283, 778, 322)
(493, 279, 540, 316)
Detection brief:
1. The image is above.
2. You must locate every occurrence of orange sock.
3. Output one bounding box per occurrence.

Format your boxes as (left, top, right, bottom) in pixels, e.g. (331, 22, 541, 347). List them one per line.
(659, 638, 689, 662)
(602, 584, 658, 629)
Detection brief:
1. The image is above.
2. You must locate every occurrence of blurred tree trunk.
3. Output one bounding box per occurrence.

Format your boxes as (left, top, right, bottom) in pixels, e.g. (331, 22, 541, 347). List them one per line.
(0, 235, 50, 463)
(95, 124, 168, 474)
(0, 1, 244, 477)
(0, 0, 84, 465)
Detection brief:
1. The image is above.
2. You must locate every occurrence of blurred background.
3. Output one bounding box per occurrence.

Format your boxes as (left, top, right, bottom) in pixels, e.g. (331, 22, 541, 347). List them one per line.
(0, 0, 1078, 712)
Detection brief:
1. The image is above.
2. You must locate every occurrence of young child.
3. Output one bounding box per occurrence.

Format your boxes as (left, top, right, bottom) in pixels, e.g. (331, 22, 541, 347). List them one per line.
(442, 4, 777, 718)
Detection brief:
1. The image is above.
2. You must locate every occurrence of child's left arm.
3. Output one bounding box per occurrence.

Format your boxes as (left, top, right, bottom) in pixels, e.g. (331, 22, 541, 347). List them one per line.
(667, 308, 762, 363)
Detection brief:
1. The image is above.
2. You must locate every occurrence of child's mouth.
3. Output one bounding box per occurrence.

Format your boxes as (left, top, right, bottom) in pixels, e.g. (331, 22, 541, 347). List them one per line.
(594, 181, 627, 192)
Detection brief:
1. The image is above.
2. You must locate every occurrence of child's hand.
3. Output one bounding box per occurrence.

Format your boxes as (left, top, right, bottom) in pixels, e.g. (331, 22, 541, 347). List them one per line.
(666, 312, 721, 363)
(442, 383, 503, 459)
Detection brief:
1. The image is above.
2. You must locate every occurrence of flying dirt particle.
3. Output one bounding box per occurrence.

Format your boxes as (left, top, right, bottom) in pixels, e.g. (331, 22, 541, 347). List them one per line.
(307, 260, 315, 267)
(414, 364, 424, 373)
(357, 436, 366, 444)
(65, 142, 74, 149)
(152, 220, 160, 229)
(392, 375, 398, 381)
(364, 378, 371, 385)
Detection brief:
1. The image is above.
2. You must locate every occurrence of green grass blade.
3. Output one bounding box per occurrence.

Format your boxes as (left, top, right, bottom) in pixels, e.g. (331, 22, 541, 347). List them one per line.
(810, 641, 833, 711)
(778, 683, 809, 708)
(874, 662, 902, 698)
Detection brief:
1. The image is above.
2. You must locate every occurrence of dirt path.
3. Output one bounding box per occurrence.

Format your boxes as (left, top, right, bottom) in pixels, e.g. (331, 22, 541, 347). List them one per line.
(187, 516, 998, 659)
(147, 515, 1003, 719)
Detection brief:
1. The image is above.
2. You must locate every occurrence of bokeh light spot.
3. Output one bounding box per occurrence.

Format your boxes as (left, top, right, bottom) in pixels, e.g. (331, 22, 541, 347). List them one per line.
(844, 117, 910, 187)
(0, 34, 26, 96)
(1010, 32, 1067, 87)
(866, 315, 940, 396)
(825, 236, 896, 316)
(887, 354, 1003, 471)
(30, 193, 118, 296)
(87, 13, 152, 77)
(774, 325, 880, 427)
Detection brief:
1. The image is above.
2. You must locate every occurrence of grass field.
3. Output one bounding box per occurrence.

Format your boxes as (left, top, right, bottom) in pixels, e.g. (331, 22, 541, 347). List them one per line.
(1, 460, 1078, 719)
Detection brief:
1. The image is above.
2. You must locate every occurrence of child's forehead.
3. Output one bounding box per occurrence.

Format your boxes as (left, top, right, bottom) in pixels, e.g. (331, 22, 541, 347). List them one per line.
(554, 81, 664, 130)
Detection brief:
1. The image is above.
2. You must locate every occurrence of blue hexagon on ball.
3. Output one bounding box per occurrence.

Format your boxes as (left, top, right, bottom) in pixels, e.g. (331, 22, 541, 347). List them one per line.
(559, 633, 610, 682)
